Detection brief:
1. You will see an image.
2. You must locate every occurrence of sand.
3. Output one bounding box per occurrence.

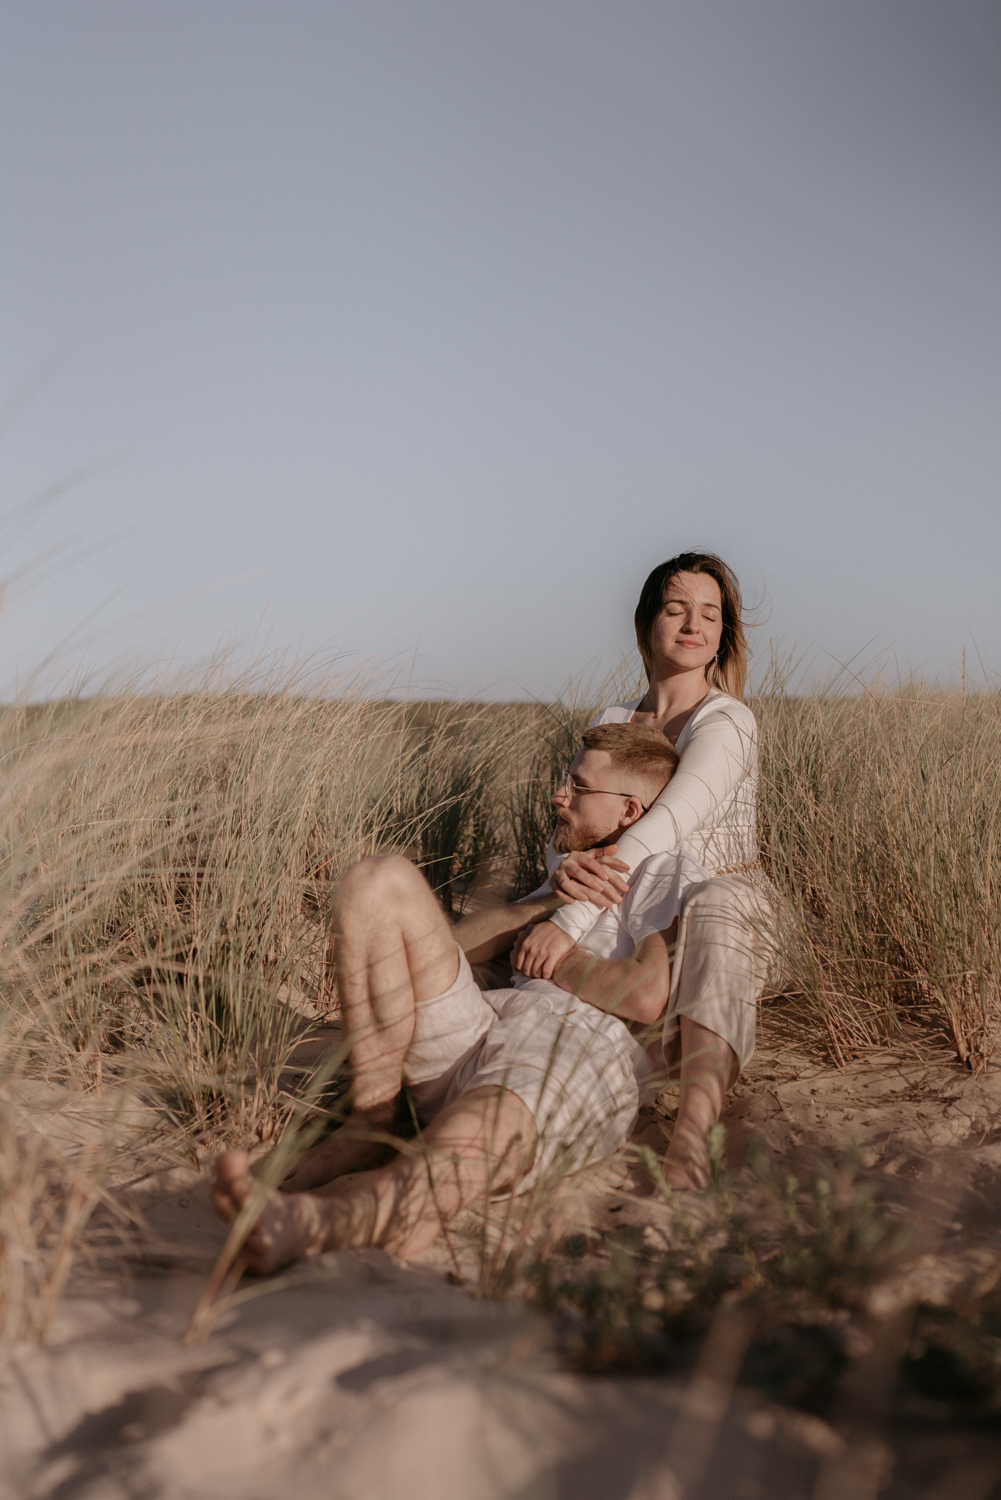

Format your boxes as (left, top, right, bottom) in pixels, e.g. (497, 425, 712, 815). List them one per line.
(6, 1034, 1001, 1499)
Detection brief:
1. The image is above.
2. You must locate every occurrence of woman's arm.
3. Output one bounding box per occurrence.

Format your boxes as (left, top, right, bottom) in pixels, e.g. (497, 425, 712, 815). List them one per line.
(544, 844, 631, 907)
(548, 699, 757, 942)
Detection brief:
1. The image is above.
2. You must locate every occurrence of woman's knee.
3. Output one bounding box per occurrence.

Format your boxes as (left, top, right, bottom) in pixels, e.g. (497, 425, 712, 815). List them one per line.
(682, 876, 770, 935)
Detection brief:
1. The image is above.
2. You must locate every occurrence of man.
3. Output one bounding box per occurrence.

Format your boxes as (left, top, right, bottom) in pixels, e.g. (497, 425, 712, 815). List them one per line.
(213, 725, 740, 1271)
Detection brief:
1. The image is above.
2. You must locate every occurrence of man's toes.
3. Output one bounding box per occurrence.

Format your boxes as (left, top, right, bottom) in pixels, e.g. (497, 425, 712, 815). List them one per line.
(218, 1147, 250, 1177)
(216, 1148, 251, 1193)
(213, 1149, 256, 1218)
(211, 1183, 239, 1219)
(245, 1220, 273, 1255)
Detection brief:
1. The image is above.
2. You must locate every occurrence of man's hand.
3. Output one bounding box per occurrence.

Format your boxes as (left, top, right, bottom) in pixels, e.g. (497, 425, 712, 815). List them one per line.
(550, 847, 630, 908)
(453, 892, 561, 965)
(512, 920, 576, 980)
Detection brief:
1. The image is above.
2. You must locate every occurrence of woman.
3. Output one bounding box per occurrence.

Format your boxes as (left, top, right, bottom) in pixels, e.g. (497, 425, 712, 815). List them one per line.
(565, 550, 757, 902)
(521, 550, 758, 946)
(515, 550, 773, 1189)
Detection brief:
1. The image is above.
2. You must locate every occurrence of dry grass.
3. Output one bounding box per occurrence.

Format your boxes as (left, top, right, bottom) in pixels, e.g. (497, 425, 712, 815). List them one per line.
(1, 661, 999, 1352)
(0, 666, 595, 1343)
(754, 682, 1001, 1068)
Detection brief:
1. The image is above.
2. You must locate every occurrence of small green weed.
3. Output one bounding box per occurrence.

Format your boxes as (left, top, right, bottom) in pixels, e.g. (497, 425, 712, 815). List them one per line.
(527, 1144, 911, 1411)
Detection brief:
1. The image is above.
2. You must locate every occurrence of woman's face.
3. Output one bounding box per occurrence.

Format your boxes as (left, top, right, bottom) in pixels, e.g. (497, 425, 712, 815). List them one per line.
(648, 570, 724, 676)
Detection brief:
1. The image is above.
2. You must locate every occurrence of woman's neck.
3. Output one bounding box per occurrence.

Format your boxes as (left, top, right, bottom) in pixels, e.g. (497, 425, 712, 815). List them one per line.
(634, 669, 712, 742)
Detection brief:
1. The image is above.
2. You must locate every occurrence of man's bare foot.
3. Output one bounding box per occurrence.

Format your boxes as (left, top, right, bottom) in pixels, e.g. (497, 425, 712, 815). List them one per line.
(279, 1116, 397, 1193)
(213, 1150, 332, 1273)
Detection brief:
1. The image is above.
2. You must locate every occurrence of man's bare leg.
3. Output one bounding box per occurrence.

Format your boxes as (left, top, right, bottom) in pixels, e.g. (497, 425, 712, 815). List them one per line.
(281, 854, 461, 1192)
(214, 1085, 536, 1271)
(662, 1015, 738, 1191)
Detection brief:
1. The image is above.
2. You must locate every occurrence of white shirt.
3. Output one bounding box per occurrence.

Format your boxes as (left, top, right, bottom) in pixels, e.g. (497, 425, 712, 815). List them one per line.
(547, 689, 758, 944)
(514, 849, 710, 1005)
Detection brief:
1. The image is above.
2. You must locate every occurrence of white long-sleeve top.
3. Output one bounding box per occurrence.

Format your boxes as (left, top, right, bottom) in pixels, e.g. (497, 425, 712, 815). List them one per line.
(546, 689, 759, 944)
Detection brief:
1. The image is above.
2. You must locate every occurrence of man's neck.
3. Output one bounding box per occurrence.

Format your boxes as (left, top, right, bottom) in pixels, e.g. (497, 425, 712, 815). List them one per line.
(590, 829, 625, 849)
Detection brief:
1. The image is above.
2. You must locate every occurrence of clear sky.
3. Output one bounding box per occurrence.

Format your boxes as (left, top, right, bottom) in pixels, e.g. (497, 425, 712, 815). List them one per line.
(1, 1, 999, 698)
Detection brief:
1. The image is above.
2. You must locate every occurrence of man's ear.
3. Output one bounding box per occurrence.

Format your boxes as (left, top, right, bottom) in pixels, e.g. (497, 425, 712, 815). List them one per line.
(618, 795, 646, 830)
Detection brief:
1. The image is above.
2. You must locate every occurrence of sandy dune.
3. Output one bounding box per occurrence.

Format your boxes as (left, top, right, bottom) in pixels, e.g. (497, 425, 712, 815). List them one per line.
(6, 1035, 1001, 1499)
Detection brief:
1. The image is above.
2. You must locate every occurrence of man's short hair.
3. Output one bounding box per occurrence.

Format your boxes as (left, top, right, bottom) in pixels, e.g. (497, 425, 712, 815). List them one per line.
(580, 723, 679, 801)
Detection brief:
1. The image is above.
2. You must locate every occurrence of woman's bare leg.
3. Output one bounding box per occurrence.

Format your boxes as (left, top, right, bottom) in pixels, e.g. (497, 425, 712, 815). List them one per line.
(662, 1015, 738, 1191)
(282, 854, 460, 1191)
(215, 1085, 536, 1271)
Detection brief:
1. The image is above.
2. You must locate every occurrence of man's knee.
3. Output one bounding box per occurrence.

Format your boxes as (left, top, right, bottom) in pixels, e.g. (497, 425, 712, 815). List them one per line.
(332, 853, 426, 923)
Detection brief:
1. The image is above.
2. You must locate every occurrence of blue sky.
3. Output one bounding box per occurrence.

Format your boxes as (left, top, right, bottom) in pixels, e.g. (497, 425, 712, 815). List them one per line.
(1, 1, 999, 698)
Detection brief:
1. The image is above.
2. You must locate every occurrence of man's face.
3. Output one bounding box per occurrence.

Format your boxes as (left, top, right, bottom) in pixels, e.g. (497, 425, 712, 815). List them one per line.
(551, 748, 638, 853)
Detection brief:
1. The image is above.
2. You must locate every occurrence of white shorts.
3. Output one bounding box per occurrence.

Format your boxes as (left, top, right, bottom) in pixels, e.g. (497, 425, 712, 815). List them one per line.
(403, 948, 656, 1191)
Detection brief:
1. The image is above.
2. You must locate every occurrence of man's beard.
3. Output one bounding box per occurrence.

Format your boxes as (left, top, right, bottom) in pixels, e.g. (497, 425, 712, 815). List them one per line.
(552, 816, 608, 854)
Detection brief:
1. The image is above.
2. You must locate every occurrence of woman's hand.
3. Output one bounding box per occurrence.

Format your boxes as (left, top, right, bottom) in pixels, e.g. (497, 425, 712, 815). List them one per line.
(512, 920, 576, 980)
(550, 847, 630, 908)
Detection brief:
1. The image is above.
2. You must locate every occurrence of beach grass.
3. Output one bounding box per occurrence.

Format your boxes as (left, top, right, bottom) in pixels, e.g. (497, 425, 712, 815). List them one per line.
(755, 680, 1001, 1069)
(1, 662, 1000, 1359)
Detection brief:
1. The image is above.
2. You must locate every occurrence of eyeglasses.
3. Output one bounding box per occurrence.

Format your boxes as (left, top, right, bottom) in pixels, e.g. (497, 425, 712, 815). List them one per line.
(556, 770, 649, 814)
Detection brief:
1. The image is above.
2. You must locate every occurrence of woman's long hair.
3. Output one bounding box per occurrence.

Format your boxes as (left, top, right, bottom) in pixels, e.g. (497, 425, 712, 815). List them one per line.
(634, 551, 748, 700)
